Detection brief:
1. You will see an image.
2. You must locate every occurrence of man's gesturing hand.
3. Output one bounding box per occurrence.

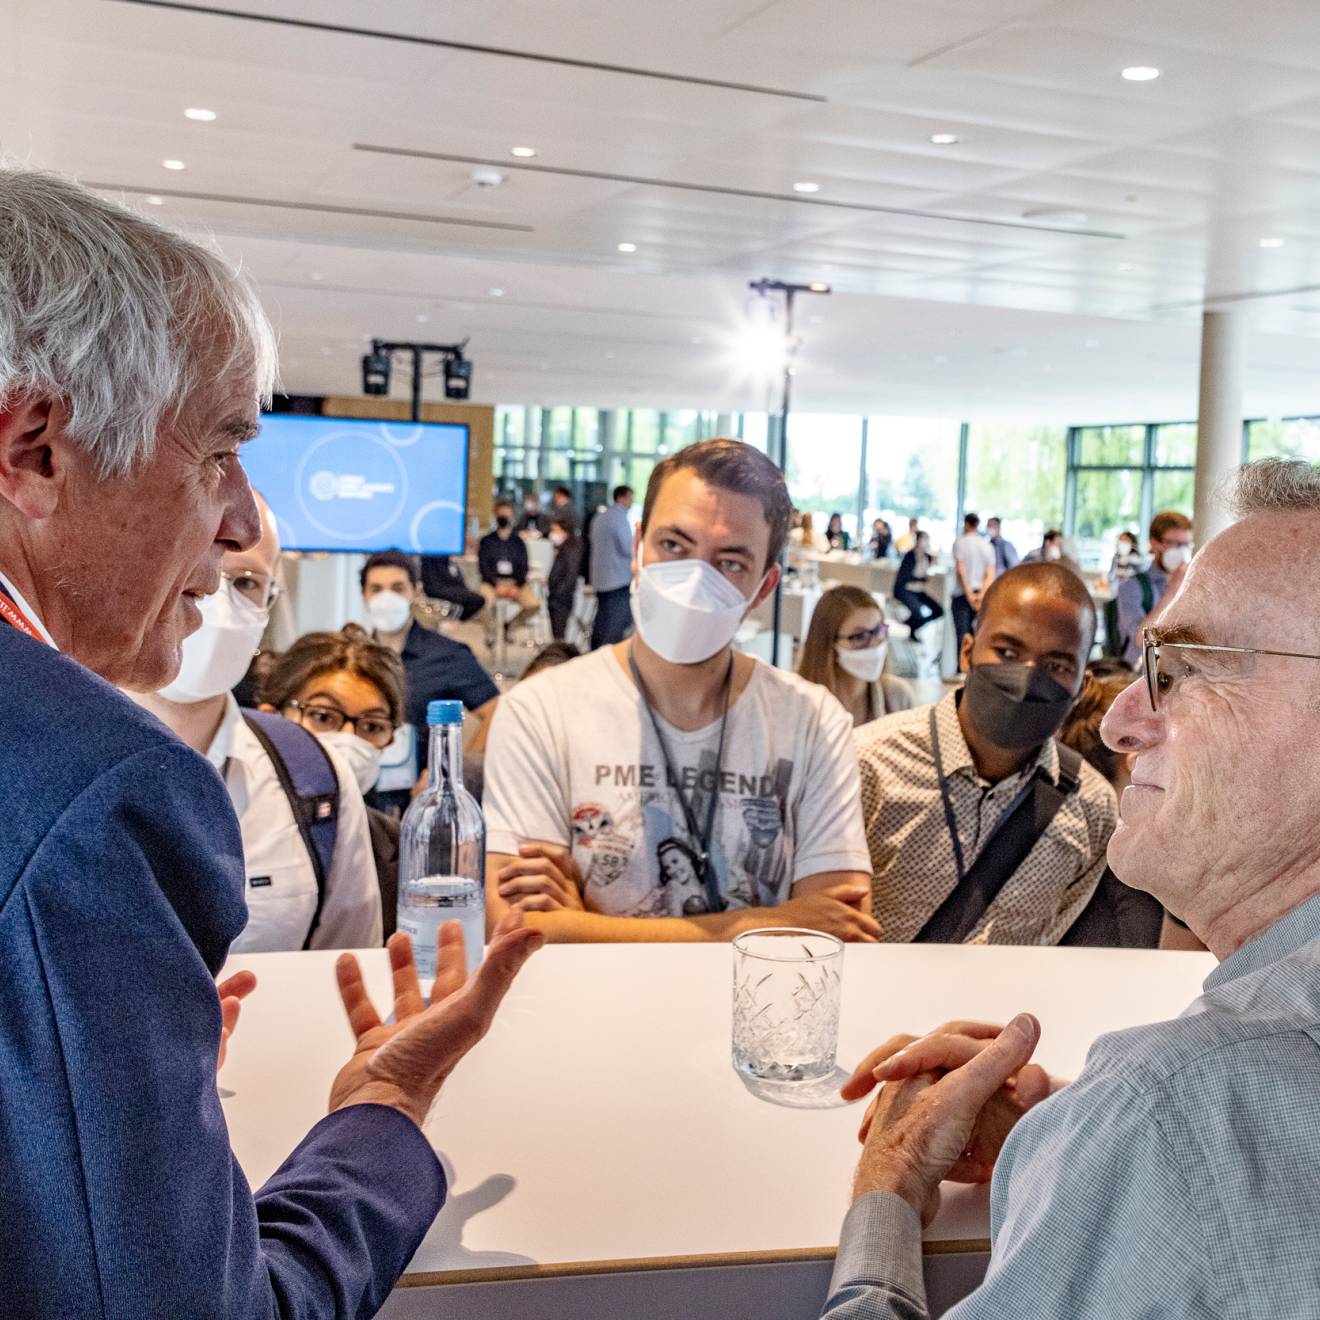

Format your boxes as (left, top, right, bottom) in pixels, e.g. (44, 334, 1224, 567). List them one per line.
(329, 910, 543, 1127)
(848, 1014, 1043, 1226)
(216, 971, 257, 1072)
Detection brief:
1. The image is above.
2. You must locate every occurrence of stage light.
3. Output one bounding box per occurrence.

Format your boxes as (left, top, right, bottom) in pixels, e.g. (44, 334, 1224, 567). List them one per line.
(361, 347, 392, 396)
(444, 354, 473, 400)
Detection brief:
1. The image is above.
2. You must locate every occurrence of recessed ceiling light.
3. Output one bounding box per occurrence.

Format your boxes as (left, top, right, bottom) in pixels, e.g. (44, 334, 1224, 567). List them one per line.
(510, 146, 537, 158)
(184, 107, 217, 121)
(144, 194, 164, 206)
(1260, 236, 1285, 248)
(310, 271, 323, 282)
(617, 241, 638, 253)
(929, 133, 961, 146)
(415, 313, 429, 323)
(161, 159, 186, 171)
(488, 287, 505, 297)
(792, 181, 821, 194)
(1121, 66, 1161, 81)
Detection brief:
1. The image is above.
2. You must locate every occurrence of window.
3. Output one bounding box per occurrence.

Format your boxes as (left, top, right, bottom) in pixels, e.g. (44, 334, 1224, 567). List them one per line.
(964, 422, 1067, 557)
(865, 416, 962, 552)
(785, 414, 864, 538)
(1076, 425, 1146, 467)
(1248, 417, 1320, 462)
(1154, 422, 1197, 467)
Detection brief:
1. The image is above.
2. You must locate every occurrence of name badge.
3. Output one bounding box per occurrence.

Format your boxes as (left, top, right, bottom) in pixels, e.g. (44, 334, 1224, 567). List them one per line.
(497, 559, 514, 576)
(375, 722, 418, 793)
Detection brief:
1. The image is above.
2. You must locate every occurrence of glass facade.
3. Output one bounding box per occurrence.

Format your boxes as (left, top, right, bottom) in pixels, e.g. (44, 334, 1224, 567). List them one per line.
(491, 405, 1301, 562)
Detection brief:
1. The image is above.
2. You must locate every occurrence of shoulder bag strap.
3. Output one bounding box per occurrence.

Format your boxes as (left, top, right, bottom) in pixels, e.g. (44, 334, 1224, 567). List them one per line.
(241, 711, 340, 949)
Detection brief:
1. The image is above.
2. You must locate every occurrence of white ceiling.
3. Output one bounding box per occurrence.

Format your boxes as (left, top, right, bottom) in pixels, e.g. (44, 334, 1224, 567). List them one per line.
(7, 0, 1320, 421)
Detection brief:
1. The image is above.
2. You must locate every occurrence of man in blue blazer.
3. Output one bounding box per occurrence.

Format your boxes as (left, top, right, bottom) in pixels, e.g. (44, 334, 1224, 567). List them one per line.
(0, 167, 541, 1317)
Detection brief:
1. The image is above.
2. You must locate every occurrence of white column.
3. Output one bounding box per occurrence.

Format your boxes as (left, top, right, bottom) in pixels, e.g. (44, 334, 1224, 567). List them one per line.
(1193, 309, 1247, 544)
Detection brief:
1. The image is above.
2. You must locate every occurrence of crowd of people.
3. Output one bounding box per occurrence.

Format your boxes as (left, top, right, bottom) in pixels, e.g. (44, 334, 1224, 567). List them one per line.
(4, 166, 1319, 1318)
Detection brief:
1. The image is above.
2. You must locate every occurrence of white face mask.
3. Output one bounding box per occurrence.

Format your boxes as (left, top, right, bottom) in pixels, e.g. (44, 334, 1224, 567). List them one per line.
(158, 588, 267, 704)
(835, 642, 887, 683)
(1044, 543, 1062, 561)
(548, 529, 567, 548)
(366, 591, 412, 634)
(318, 730, 384, 795)
(630, 557, 760, 665)
(1161, 544, 1193, 573)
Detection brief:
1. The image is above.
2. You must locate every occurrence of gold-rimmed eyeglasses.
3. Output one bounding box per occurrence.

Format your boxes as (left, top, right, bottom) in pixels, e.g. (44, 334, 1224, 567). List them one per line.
(1142, 630, 1320, 712)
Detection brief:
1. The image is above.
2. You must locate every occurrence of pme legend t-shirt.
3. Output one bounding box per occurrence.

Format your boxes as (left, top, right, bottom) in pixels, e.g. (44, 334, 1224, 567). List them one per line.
(483, 648, 870, 917)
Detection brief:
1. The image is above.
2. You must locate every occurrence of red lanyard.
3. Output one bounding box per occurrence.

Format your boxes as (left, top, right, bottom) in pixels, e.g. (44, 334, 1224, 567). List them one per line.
(0, 580, 44, 642)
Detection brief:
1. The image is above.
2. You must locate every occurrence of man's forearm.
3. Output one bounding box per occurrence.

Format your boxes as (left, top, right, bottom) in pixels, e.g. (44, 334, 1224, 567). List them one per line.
(821, 1193, 930, 1320)
(521, 905, 773, 944)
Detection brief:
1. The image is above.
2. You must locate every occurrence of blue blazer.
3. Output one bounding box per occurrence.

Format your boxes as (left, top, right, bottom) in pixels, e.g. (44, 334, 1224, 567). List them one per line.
(0, 627, 445, 1317)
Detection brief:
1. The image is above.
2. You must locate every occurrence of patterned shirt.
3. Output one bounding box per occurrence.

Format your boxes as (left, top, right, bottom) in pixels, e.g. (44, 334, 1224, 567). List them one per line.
(822, 889, 1320, 1319)
(856, 692, 1115, 944)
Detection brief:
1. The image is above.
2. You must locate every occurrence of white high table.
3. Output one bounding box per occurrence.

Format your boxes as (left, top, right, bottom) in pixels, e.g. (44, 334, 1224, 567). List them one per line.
(220, 944, 1214, 1319)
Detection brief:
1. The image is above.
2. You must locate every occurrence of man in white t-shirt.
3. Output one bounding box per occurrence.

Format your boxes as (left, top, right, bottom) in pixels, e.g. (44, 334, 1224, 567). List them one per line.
(952, 511, 997, 664)
(482, 438, 879, 942)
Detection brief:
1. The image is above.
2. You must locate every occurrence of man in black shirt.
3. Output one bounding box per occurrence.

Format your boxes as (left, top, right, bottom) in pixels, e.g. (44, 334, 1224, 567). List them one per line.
(361, 551, 499, 810)
(418, 554, 484, 621)
(478, 500, 539, 635)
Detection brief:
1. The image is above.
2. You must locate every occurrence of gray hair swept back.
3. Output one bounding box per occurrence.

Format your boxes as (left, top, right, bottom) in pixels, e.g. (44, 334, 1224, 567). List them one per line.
(1230, 458, 1320, 518)
(0, 167, 277, 478)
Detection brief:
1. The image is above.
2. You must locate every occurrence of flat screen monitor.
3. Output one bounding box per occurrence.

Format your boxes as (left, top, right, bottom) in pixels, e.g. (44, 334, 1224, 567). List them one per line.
(244, 413, 469, 554)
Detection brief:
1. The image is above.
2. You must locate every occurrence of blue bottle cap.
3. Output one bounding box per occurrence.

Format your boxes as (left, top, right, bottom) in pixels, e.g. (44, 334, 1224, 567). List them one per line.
(427, 699, 464, 726)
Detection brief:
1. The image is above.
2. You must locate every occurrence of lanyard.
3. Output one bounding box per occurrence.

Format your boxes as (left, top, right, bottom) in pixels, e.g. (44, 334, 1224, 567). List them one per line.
(0, 576, 43, 642)
(628, 644, 734, 914)
(929, 704, 1037, 887)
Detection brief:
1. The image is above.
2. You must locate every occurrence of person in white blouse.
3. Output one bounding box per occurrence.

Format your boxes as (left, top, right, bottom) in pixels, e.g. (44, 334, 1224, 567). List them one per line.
(129, 494, 381, 951)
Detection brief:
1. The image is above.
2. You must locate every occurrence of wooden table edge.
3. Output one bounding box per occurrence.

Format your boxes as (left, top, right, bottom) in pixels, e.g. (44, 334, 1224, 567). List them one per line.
(397, 1238, 993, 1286)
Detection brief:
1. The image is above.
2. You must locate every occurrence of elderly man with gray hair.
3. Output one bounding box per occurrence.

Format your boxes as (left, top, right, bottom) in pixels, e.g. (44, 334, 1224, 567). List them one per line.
(0, 167, 541, 1317)
(822, 458, 1320, 1317)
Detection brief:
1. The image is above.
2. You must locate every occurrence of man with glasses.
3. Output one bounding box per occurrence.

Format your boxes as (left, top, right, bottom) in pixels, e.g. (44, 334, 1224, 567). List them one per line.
(132, 495, 382, 951)
(821, 460, 1320, 1317)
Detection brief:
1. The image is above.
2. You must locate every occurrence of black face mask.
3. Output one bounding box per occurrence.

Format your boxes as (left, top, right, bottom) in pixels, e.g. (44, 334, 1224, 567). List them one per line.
(963, 661, 1076, 751)
(495, 514, 511, 530)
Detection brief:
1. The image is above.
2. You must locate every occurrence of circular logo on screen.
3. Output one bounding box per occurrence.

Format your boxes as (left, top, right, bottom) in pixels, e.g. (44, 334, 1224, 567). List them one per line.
(293, 429, 410, 543)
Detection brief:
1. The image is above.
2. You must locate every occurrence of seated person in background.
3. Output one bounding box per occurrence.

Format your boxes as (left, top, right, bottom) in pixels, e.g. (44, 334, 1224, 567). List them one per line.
(479, 498, 539, 632)
(798, 584, 915, 726)
(1021, 528, 1083, 578)
(790, 509, 829, 552)
(825, 512, 850, 551)
(419, 553, 484, 621)
(856, 562, 1116, 944)
(1115, 509, 1194, 666)
(822, 459, 1320, 1319)
(130, 495, 382, 952)
(893, 530, 944, 637)
(361, 550, 499, 814)
(1108, 528, 1143, 587)
(869, 518, 893, 560)
(1056, 670, 1164, 948)
(259, 625, 408, 938)
(517, 491, 549, 537)
(546, 507, 584, 641)
(894, 517, 919, 555)
(482, 438, 880, 943)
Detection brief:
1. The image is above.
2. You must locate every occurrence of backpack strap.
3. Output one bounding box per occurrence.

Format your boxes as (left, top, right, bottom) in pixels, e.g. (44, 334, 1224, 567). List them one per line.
(241, 711, 340, 949)
(1136, 570, 1154, 616)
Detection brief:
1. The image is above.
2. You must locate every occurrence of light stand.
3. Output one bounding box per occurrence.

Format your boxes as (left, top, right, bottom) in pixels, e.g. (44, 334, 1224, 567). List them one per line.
(746, 278, 831, 667)
(362, 339, 473, 421)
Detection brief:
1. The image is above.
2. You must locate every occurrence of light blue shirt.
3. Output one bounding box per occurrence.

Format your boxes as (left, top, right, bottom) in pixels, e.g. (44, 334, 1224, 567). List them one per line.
(823, 890, 1320, 1319)
(589, 501, 634, 593)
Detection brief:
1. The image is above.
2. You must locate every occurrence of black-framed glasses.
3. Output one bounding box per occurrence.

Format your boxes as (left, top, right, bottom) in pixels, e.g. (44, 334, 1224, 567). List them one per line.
(837, 623, 889, 650)
(1142, 630, 1320, 712)
(282, 700, 396, 748)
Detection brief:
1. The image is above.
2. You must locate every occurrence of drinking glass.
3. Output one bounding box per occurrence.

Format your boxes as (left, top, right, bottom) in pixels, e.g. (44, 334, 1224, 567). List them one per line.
(731, 928, 844, 1083)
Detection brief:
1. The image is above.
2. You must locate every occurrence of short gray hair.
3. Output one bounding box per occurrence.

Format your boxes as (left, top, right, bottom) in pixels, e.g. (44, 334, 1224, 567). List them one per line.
(1231, 458, 1320, 518)
(0, 167, 277, 478)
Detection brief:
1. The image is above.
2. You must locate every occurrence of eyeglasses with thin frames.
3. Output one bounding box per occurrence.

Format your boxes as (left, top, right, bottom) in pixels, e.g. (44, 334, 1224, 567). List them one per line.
(1142, 629, 1320, 712)
(837, 623, 889, 650)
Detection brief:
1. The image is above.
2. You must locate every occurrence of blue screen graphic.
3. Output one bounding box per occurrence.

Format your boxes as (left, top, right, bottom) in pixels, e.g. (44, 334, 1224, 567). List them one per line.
(243, 414, 469, 554)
